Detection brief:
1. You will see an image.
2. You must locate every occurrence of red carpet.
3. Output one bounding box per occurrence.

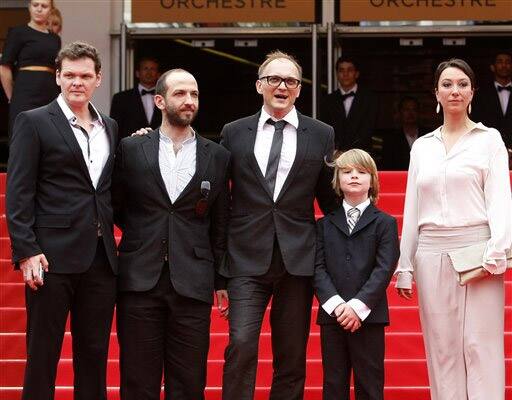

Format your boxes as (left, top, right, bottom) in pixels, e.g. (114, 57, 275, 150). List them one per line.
(0, 171, 510, 399)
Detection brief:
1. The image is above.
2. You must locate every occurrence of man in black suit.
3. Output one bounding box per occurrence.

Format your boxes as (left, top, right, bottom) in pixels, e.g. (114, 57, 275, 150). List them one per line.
(220, 51, 338, 400)
(320, 57, 378, 153)
(473, 51, 512, 151)
(110, 57, 162, 138)
(6, 42, 118, 400)
(112, 69, 230, 400)
(381, 96, 427, 170)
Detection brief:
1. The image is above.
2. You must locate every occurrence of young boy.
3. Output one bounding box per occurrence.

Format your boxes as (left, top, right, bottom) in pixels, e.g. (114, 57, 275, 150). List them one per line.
(313, 149, 400, 400)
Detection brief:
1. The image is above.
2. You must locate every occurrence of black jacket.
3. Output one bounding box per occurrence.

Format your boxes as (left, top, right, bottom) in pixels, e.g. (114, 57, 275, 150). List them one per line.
(472, 82, 512, 149)
(7, 100, 119, 273)
(319, 86, 378, 153)
(219, 111, 338, 278)
(110, 87, 161, 139)
(112, 130, 230, 304)
(314, 204, 399, 325)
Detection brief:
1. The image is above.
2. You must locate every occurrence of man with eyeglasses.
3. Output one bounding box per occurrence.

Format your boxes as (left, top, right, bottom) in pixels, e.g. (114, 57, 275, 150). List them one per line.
(220, 51, 338, 400)
(112, 69, 230, 399)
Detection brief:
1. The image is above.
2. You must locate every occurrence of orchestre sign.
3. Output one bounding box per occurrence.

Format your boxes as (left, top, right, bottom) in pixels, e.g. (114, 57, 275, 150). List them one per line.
(131, 0, 315, 23)
(340, 0, 512, 21)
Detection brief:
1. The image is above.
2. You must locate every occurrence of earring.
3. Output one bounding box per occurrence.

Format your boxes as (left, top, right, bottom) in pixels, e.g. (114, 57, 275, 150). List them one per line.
(468, 103, 472, 114)
(436, 102, 440, 114)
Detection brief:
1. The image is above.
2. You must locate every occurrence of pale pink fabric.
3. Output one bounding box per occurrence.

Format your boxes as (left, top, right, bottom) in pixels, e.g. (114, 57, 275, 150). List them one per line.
(415, 226, 505, 400)
(397, 123, 511, 289)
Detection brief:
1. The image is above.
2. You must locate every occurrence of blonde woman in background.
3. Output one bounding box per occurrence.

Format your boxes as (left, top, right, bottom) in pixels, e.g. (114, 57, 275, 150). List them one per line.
(396, 58, 511, 400)
(0, 0, 60, 136)
(47, 7, 62, 35)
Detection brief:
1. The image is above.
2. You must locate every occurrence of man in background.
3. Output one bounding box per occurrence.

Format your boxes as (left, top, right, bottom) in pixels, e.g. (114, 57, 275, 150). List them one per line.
(110, 57, 162, 138)
(320, 56, 378, 154)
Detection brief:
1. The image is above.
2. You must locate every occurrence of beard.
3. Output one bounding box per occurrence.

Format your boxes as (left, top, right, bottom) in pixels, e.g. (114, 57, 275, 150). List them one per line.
(164, 103, 198, 127)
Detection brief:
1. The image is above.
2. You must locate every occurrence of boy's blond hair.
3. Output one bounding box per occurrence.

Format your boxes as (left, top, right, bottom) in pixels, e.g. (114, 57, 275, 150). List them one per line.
(328, 149, 380, 203)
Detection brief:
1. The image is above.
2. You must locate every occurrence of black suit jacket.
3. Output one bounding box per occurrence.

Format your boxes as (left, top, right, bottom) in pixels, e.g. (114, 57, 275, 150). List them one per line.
(472, 82, 512, 149)
(112, 130, 230, 304)
(219, 111, 338, 278)
(314, 204, 399, 325)
(381, 128, 427, 171)
(320, 87, 378, 152)
(110, 87, 161, 139)
(6, 100, 119, 273)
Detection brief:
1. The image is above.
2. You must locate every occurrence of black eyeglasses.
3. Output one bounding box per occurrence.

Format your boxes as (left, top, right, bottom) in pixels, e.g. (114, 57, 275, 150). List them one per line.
(259, 75, 301, 89)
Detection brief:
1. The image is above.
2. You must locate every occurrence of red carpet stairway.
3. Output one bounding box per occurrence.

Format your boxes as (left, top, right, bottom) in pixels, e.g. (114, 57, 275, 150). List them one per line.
(0, 172, 510, 399)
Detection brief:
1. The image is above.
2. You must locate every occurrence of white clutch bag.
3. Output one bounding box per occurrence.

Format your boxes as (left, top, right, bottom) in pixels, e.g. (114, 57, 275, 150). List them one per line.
(448, 242, 512, 286)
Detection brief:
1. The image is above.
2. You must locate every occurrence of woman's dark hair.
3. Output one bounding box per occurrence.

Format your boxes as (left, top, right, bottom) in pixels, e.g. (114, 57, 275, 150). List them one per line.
(434, 58, 476, 90)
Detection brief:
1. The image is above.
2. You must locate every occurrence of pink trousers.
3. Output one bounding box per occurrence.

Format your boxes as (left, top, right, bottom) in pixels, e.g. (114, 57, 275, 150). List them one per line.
(415, 225, 505, 400)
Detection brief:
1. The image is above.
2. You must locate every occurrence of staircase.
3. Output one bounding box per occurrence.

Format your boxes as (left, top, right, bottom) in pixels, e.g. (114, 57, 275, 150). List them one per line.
(0, 171, 510, 399)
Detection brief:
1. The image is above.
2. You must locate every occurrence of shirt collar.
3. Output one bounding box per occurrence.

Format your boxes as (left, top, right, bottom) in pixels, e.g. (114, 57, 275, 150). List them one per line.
(343, 198, 371, 215)
(340, 84, 358, 95)
(57, 94, 104, 127)
(138, 83, 156, 93)
(427, 122, 487, 141)
(494, 81, 512, 89)
(159, 128, 196, 146)
(259, 106, 299, 130)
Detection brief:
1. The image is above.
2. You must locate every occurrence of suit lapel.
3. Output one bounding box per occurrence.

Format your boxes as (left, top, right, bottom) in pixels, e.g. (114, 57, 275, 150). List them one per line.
(48, 100, 94, 188)
(173, 133, 211, 204)
(333, 90, 347, 119)
(96, 114, 116, 189)
(350, 204, 378, 236)
(329, 207, 350, 236)
(275, 112, 310, 203)
(133, 88, 150, 125)
(142, 130, 172, 203)
(244, 112, 275, 201)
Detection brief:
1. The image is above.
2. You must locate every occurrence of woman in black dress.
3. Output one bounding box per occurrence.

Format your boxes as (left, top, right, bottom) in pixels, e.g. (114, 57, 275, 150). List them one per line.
(0, 0, 61, 136)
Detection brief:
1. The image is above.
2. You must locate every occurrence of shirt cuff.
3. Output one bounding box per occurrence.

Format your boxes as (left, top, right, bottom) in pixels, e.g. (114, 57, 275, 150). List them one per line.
(322, 295, 345, 316)
(347, 298, 371, 321)
(395, 271, 413, 289)
(483, 260, 507, 275)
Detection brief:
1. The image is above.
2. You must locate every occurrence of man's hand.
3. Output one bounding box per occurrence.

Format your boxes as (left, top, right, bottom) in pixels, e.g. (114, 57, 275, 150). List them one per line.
(131, 127, 151, 136)
(397, 288, 413, 300)
(336, 303, 361, 332)
(20, 254, 49, 291)
(215, 290, 229, 319)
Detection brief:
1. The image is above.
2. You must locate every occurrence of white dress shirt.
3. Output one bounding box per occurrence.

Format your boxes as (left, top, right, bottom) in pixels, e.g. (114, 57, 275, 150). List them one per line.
(495, 81, 511, 115)
(158, 130, 196, 203)
(340, 84, 358, 116)
(254, 107, 298, 201)
(322, 198, 372, 321)
(57, 94, 110, 189)
(138, 83, 155, 124)
(396, 123, 512, 289)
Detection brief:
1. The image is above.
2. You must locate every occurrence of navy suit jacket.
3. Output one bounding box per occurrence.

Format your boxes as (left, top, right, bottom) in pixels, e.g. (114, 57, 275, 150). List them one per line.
(314, 204, 400, 325)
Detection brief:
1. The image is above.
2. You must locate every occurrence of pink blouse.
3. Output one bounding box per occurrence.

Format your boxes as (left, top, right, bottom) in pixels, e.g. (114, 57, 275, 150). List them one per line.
(396, 123, 512, 288)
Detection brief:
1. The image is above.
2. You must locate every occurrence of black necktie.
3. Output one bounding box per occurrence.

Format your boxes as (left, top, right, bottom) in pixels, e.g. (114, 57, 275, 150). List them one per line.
(141, 89, 155, 96)
(265, 119, 286, 196)
(340, 91, 355, 101)
(497, 85, 511, 92)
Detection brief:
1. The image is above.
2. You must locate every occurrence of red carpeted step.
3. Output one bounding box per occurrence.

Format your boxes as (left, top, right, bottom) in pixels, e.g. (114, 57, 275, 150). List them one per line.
(0, 238, 11, 259)
(1, 386, 473, 400)
(378, 171, 408, 193)
(0, 194, 4, 214)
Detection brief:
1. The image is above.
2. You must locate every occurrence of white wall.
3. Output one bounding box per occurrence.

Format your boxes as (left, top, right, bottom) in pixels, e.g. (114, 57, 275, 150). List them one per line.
(57, 0, 123, 113)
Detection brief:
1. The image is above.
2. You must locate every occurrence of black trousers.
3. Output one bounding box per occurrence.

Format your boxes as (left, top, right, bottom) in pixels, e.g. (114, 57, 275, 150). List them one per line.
(117, 266, 211, 400)
(320, 323, 385, 400)
(22, 239, 116, 400)
(222, 240, 313, 400)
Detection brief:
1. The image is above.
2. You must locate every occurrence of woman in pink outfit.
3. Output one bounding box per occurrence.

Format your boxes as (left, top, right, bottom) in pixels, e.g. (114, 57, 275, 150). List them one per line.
(396, 58, 510, 400)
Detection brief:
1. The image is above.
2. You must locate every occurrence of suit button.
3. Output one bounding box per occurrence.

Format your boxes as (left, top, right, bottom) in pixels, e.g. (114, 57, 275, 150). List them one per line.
(162, 239, 167, 244)
(346, 254, 351, 261)
(170, 211, 174, 215)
